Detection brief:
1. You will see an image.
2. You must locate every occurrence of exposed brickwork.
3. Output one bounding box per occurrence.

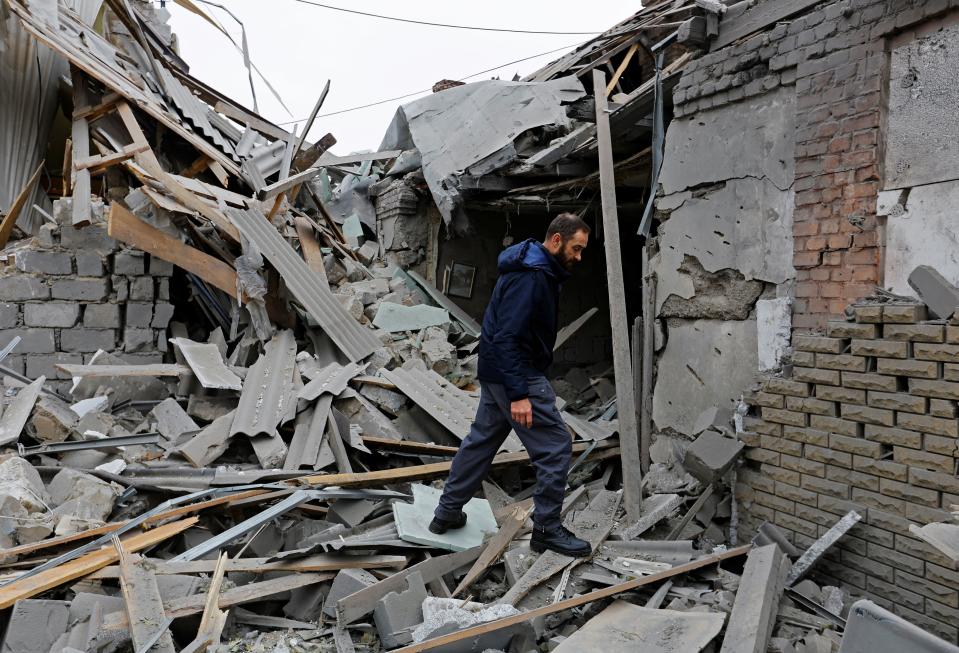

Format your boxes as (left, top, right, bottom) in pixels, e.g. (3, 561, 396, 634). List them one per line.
(740, 302, 959, 642)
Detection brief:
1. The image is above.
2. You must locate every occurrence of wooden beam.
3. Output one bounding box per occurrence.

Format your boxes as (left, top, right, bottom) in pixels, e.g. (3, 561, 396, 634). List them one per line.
(257, 165, 324, 201)
(90, 553, 408, 578)
(292, 80, 330, 162)
(70, 68, 92, 227)
(116, 542, 176, 653)
(360, 436, 459, 457)
(606, 43, 639, 96)
(394, 545, 753, 652)
(293, 216, 329, 282)
(0, 161, 44, 249)
(0, 517, 198, 609)
(593, 68, 642, 522)
(107, 202, 238, 296)
(292, 132, 337, 172)
(73, 142, 149, 172)
(72, 91, 121, 121)
(452, 504, 530, 597)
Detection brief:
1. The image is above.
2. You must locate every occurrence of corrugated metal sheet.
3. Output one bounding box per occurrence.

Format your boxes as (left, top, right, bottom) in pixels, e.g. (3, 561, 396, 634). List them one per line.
(284, 395, 335, 472)
(561, 410, 616, 441)
(298, 361, 365, 402)
(157, 65, 237, 160)
(230, 329, 297, 438)
(224, 205, 381, 362)
(380, 367, 475, 439)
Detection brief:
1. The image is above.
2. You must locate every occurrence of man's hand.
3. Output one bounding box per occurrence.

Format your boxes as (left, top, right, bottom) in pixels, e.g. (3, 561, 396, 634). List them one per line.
(511, 398, 533, 428)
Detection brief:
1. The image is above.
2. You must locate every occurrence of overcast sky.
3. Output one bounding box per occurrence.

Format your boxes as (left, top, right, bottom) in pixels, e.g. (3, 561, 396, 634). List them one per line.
(166, 1, 638, 153)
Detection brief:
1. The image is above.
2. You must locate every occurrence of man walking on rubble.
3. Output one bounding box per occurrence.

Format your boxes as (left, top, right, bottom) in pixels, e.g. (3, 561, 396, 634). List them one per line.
(430, 213, 592, 557)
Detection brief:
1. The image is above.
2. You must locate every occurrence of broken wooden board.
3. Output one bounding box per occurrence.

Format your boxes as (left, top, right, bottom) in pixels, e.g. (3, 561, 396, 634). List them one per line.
(116, 546, 176, 653)
(0, 161, 44, 249)
(108, 202, 238, 296)
(0, 517, 198, 609)
(453, 504, 531, 597)
(392, 545, 752, 652)
(90, 553, 408, 578)
(554, 599, 725, 652)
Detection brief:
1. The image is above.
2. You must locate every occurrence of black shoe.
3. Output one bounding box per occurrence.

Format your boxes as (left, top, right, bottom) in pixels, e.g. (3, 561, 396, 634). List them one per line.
(530, 524, 591, 557)
(428, 512, 467, 534)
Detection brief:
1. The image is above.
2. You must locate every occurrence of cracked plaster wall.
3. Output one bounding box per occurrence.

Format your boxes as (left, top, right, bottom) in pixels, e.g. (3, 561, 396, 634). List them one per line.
(651, 87, 797, 437)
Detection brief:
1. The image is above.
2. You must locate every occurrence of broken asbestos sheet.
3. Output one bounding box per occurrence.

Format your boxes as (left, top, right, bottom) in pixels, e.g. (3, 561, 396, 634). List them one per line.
(554, 600, 725, 652)
(393, 484, 497, 552)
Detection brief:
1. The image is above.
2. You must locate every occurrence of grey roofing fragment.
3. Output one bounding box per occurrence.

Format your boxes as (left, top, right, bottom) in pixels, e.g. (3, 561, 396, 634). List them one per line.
(561, 410, 616, 441)
(380, 367, 474, 439)
(372, 302, 450, 333)
(150, 398, 199, 441)
(170, 337, 242, 391)
(70, 350, 169, 405)
(230, 329, 297, 439)
(0, 376, 44, 446)
(224, 205, 380, 362)
(298, 361, 365, 402)
(284, 396, 336, 472)
(401, 269, 481, 337)
(176, 410, 235, 468)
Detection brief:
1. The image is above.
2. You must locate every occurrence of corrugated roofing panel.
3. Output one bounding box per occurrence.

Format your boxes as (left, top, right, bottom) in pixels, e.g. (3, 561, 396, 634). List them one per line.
(298, 361, 365, 401)
(380, 368, 475, 439)
(224, 205, 380, 362)
(230, 329, 297, 438)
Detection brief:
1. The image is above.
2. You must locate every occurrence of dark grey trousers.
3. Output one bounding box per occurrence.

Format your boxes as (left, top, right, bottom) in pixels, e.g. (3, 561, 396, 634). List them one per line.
(434, 377, 572, 528)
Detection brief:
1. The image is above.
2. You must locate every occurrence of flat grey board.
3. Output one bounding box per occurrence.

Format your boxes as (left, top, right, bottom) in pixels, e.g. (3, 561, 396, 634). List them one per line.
(839, 600, 959, 653)
(554, 600, 725, 653)
(393, 484, 497, 552)
(0, 377, 44, 446)
(225, 205, 380, 362)
(404, 269, 481, 337)
(372, 302, 449, 333)
(170, 338, 241, 390)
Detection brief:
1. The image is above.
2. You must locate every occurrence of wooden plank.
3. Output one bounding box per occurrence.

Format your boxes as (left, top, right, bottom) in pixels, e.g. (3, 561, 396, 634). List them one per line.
(302, 441, 615, 487)
(56, 363, 189, 378)
(116, 542, 176, 653)
(452, 504, 531, 597)
(314, 150, 402, 167)
(292, 132, 337, 172)
(0, 161, 44, 249)
(711, 0, 822, 51)
(360, 436, 459, 457)
(0, 517, 197, 609)
(108, 202, 238, 296)
(90, 553, 408, 578)
(257, 164, 325, 201)
(294, 216, 328, 281)
(72, 91, 121, 121)
(394, 545, 752, 652)
(640, 244, 655, 472)
(606, 43, 639, 96)
(73, 142, 149, 172)
(188, 552, 228, 652)
(292, 80, 330, 162)
(593, 68, 642, 521)
(71, 69, 92, 227)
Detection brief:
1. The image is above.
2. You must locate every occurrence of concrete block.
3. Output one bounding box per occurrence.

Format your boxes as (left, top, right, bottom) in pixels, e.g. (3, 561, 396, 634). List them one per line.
(59, 224, 116, 253)
(23, 303, 80, 328)
(74, 253, 104, 277)
(0, 599, 71, 653)
(914, 343, 959, 363)
(683, 430, 744, 483)
(112, 276, 128, 302)
(827, 321, 878, 339)
(125, 303, 154, 328)
(0, 303, 17, 329)
(322, 568, 378, 618)
(393, 484, 497, 552)
(36, 223, 56, 248)
(850, 339, 909, 359)
(854, 305, 883, 323)
(60, 329, 116, 353)
(50, 278, 109, 301)
(157, 278, 170, 301)
(719, 544, 790, 653)
(373, 571, 427, 648)
(907, 265, 959, 319)
(0, 328, 55, 353)
(883, 324, 945, 342)
(794, 335, 847, 353)
(128, 277, 154, 301)
(0, 276, 49, 301)
(83, 303, 121, 329)
(123, 328, 154, 353)
(15, 250, 72, 275)
(876, 358, 939, 379)
(148, 255, 174, 276)
(151, 303, 175, 329)
(25, 353, 83, 381)
(882, 304, 927, 324)
(113, 250, 145, 275)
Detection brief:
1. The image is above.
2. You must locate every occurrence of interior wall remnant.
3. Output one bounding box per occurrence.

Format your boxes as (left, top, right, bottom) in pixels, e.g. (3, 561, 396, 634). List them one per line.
(884, 18, 959, 190)
(658, 256, 765, 321)
(756, 297, 792, 372)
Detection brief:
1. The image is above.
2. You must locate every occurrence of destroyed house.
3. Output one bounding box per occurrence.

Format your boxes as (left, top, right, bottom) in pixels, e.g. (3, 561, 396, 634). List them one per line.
(0, 0, 957, 651)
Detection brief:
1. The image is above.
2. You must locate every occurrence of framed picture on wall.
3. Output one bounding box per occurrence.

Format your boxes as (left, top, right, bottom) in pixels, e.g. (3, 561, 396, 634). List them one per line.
(447, 262, 476, 299)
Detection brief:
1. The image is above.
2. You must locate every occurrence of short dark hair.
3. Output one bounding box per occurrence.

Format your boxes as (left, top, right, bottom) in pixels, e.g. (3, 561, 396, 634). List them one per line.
(545, 212, 590, 241)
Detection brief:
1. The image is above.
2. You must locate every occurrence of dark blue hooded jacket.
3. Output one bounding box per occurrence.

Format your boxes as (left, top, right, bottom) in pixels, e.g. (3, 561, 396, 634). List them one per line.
(477, 238, 571, 401)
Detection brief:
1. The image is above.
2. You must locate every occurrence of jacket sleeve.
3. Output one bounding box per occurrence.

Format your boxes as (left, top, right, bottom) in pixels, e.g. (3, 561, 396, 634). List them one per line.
(491, 272, 541, 401)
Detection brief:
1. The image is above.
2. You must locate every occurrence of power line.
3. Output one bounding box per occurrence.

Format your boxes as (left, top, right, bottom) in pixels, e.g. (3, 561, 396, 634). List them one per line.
(289, 0, 602, 35)
(278, 41, 581, 124)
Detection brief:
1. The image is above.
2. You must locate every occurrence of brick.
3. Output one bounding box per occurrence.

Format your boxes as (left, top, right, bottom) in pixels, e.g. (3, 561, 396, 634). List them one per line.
(781, 454, 825, 477)
(830, 433, 882, 458)
(816, 353, 867, 372)
(83, 304, 121, 329)
(883, 323, 945, 342)
(879, 478, 939, 507)
(760, 434, 803, 456)
(796, 503, 839, 528)
(806, 445, 852, 467)
(908, 378, 959, 401)
(764, 377, 811, 397)
(827, 321, 877, 338)
(125, 303, 154, 328)
(0, 328, 55, 353)
(882, 304, 927, 324)
(905, 503, 955, 528)
(852, 488, 904, 513)
(914, 342, 959, 363)
(152, 304, 175, 329)
(929, 398, 957, 418)
(826, 464, 879, 491)
(893, 605, 958, 645)
(60, 224, 116, 253)
(817, 559, 866, 588)
(128, 277, 154, 302)
(867, 390, 926, 413)
(792, 351, 816, 367)
(794, 335, 847, 353)
(850, 339, 909, 358)
(864, 424, 921, 449)
(842, 550, 895, 583)
(924, 598, 959, 625)
(0, 275, 49, 301)
(945, 363, 959, 382)
(775, 511, 819, 537)
(745, 448, 780, 465)
(75, 253, 104, 277)
(60, 328, 116, 353)
(815, 384, 865, 403)
(793, 367, 841, 385)
(893, 446, 954, 473)
(841, 403, 894, 426)
(775, 480, 818, 506)
(925, 433, 958, 457)
(853, 456, 907, 481)
(947, 325, 959, 344)
(739, 431, 761, 447)
(740, 468, 775, 494)
(801, 474, 849, 499)
(753, 392, 784, 408)
(23, 303, 80, 328)
(842, 371, 898, 391)
(876, 358, 939, 379)
(762, 464, 800, 486)
(867, 508, 912, 537)
(50, 278, 110, 301)
(761, 407, 808, 427)
(926, 563, 959, 590)
(113, 251, 145, 275)
(15, 250, 72, 275)
(866, 576, 924, 613)
(148, 256, 175, 276)
(896, 412, 958, 437)
(0, 303, 17, 329)
(123, 328, 154, 353)
(853, 305, 883, 323)
(785, 396, 837, 415)
(782, 425, 829, 446)
(753, 489, 795, 514)
(810, 414, 861, 436)
(743, 417, 781, 436)
(908, 468, 959, 496)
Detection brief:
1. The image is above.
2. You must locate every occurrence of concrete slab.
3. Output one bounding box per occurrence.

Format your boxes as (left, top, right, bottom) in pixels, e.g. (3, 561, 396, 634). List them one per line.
(373, 302, 450, 332)
(393, 484, 497, 552)
(554, 600, 725, 653)
(682, 430, 744, 484)
(323, 568, 379, 618)
(373, 571, 428, 648)
(839, 599, 959, 653)
(150, 397, 199, 441)
(0, 599, 71, 653)
(719, 544, 790, 653)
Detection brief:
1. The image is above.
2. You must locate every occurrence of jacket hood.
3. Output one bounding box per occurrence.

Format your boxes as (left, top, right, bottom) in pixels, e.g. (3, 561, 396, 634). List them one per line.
(497, 238, 571, 280)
